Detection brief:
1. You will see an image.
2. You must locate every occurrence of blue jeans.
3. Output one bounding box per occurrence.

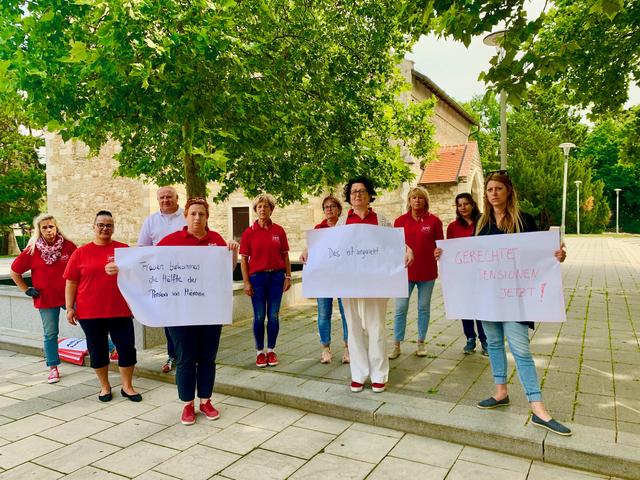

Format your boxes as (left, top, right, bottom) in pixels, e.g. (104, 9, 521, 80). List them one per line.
(317, 298, 347, 346)
(393, 280, 435, 342)
(481, 321, 542, 402)
(250, 270, 285, 350)
(39, 307, 62, 367)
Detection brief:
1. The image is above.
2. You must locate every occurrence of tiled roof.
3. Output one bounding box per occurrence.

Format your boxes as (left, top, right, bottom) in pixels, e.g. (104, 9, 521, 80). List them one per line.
(419, 141, 478, 184)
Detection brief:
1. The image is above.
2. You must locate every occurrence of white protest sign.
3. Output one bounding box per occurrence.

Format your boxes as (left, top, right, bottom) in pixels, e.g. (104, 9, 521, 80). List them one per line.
(115, 246, 233, 327)
(302, 224, 408, 298)
(436, 231, 565, 322)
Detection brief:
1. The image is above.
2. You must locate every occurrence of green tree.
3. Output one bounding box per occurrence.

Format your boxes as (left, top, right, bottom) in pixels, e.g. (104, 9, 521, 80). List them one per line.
(0, 96, 45, 253)
(463, 94, 501, 173)
(480, 0, 639, 116)
(579, 114, 640, 232)
(0, 0, 442, 202)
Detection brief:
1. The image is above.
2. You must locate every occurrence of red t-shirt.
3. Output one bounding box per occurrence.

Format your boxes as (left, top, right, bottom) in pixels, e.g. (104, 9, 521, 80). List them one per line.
(239, 221, 289, 275)
(394, 211, 443, 282)
(157, 227, 227, 247)
(446, 220, 475, 239)
(345, 208, 379, 225)
(63, 241, 131, 319)
(11, 239, 77, 309)
(314, 219, 337, 229)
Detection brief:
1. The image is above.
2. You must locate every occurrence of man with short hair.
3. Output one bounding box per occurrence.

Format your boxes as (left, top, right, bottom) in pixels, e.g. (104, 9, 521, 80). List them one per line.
(138, 186, 186, 373)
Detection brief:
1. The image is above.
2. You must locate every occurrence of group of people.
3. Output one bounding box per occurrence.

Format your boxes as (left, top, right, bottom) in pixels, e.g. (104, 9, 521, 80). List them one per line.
(11, 171, 571, 435)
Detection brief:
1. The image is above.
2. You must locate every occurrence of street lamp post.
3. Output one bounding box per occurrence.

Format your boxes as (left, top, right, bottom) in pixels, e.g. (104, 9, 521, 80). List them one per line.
(614, 188, 622, 233)
(484, 30, 509, 170)
(574, 180, 582, 235)
(559, 143, 576, 241)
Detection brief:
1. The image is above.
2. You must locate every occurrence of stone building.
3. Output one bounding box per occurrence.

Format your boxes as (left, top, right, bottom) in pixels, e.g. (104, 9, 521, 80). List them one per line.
(45, 59, 483, 250)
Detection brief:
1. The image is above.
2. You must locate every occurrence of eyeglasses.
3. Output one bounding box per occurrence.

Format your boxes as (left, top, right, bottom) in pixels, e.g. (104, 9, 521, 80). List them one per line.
(350, 189, 368, 196)
(96, 223, 114, 230)
(40, 225, 56, 230)
(323, 204, 339, 210)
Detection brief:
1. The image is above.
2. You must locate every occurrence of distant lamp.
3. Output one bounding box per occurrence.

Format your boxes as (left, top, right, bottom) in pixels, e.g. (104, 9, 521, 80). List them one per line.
(484, 30, 509, 170)
(559, 143, 576, 241)
(574, 180, 582, 235)
(614, 188, 622, 234)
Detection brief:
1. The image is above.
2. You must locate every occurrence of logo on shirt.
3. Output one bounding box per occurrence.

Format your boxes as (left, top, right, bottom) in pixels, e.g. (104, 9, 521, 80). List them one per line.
(421, 225, 432, 233)
(272, 234, 280, 243)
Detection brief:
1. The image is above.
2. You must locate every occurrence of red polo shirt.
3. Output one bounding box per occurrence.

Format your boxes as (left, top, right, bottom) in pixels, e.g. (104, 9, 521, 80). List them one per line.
(157, 227, 226, 247)
(239, 220, 289, 275)
(314, 219, 337, 229)
(11, 239, 77, 309)
(394, 211, 443, 282)
(446, 220, 475, 239)
(63, 241, 131, 319)
(345, 208, 379, 225)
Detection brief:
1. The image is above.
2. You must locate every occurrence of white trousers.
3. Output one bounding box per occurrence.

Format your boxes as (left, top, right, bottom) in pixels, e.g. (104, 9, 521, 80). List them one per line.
(343, 298, 389, 384)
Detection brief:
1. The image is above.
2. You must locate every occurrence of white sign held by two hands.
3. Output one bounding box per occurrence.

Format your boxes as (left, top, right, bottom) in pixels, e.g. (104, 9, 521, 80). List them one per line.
(302, 224, 408, 298)
(436, 231, 565, 322)
(115, 246, 233, 327)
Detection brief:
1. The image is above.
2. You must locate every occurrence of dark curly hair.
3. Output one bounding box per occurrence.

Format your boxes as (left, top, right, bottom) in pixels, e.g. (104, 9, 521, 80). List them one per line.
(343, 176, 376, 205)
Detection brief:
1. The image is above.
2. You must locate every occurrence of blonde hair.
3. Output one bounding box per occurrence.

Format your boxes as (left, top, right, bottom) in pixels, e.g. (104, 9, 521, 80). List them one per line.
(475, 171, 524, 234)
(405, 186, 430, 211)
(25, 214, 70, 254)
(252, 193, 276, 212)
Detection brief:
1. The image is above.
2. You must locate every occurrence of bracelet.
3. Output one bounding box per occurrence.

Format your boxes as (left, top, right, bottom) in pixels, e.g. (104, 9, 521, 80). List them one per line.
(285, 275, 292, 279)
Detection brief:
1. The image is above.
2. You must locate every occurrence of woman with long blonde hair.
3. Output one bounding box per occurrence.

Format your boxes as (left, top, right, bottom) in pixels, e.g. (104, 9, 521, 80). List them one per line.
(10, 214, 77, 383)
(473, 171, 571, 435)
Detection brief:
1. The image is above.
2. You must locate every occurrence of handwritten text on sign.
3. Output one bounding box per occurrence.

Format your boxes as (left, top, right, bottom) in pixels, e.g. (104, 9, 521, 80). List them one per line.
(115, 246, 233, 327)
(303, 224, 408, 298)
(436, 231, 565, 322)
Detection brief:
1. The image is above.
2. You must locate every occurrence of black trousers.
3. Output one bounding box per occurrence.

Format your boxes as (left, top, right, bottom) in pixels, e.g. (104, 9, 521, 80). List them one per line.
(167, 324, 222, 402)
(462, 319, 487, 342)
(78, 317, 136, 369)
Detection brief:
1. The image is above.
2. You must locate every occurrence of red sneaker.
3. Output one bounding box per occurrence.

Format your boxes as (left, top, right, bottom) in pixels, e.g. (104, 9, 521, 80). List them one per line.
(199, 400, 220, 420)
(47, 367, 60, 384)
(109, 350, 119, 362)
(256, 352, 267, 368)
(267, 351, 279, 366)
(181, 403, 196, 425)
(350, 381, 364, 393)
(372, 382, 386, 393)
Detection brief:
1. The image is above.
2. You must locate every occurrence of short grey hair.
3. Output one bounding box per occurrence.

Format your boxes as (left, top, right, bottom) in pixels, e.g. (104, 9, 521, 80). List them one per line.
(252, 193, 276, 212)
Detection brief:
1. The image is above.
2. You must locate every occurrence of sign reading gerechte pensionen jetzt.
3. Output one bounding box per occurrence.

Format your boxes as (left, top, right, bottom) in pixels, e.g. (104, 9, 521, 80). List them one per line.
(436, 231, 566, 322)
(115, 246, 233, 326)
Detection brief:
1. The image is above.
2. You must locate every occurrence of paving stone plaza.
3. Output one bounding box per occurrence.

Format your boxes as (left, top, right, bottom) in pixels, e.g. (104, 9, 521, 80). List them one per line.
(0, 235, 638, 479)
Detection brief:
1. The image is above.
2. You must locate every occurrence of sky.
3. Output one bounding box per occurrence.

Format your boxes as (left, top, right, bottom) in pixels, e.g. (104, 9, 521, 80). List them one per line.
(407, 2, 639, 109)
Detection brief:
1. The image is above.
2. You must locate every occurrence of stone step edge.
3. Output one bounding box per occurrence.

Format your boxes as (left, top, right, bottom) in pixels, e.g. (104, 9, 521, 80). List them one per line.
(1, 334, 638, 480)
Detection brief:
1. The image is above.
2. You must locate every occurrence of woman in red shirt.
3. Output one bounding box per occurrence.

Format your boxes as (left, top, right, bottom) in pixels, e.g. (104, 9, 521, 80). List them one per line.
(240, 194, 291, 368)
(153, 197, 239, 425)
(390, 187, 443, 359)
(64, 211, 141, 403)
(446, 193, 487, 355)
(10, 214, 76, 384)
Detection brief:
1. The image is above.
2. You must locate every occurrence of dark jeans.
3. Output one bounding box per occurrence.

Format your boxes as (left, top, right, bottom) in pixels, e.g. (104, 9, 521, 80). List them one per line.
(462, 319, 486, 342)
(164, 327, 176, 358)
(78, 317, 136, 369)
(168, 325, 222, 402)
(250, 269, 285, 350)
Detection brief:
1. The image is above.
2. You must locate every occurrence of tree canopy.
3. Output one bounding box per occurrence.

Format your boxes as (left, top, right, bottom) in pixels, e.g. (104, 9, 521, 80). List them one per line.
(0, 94, 45, 248)
(480, 0, 639, 116)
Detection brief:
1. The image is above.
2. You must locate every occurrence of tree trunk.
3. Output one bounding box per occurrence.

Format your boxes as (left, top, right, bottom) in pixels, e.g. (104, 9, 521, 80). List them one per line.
(181, 121, 207, 199)
(183, 152, 207, 198)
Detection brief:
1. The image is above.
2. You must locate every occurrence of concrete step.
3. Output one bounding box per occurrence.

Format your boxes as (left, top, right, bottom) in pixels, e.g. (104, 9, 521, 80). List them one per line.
(1, 327, 638, 479)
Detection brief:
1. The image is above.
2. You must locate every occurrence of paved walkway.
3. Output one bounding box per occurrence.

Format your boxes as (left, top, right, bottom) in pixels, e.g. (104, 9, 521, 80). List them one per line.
(0, 350, 618, 479)
(208, 235, 639, 436)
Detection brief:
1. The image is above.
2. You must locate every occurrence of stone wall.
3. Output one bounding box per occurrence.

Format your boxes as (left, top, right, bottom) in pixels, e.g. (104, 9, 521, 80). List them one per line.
(46, 133, 153, 246)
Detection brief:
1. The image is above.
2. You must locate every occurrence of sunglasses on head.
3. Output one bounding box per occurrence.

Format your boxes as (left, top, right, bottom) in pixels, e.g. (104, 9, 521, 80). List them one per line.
(486, 169, 509, 177)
